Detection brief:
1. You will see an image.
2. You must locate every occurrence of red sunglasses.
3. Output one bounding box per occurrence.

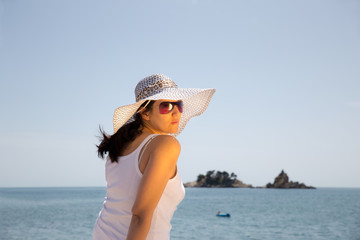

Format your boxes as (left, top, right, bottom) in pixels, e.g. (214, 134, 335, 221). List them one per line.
(159, 101, 183, 114)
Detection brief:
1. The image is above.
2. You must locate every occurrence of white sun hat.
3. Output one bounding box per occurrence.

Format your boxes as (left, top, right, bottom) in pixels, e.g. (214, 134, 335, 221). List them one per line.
(113, 73, 215, 136)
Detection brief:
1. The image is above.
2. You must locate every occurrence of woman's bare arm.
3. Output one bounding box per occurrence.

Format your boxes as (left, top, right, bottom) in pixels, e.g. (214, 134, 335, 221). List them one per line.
(126, 135, 181, 240)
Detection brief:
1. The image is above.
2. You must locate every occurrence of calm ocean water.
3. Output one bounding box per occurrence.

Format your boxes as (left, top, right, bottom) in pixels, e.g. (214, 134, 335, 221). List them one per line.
(0, 187, 359, 240)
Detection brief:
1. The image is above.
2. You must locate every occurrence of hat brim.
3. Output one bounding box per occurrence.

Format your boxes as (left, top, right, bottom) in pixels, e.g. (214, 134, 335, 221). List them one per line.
(113, 88, 215, 136)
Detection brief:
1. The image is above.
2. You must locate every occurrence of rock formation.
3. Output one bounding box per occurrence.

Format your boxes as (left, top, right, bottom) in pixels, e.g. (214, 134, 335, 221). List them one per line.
(266, 170, 315, 189)
(184, 170, 253, 188)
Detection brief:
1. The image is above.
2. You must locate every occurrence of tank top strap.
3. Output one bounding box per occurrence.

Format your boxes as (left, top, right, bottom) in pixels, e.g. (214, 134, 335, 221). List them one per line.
(138, 134, 159, 163)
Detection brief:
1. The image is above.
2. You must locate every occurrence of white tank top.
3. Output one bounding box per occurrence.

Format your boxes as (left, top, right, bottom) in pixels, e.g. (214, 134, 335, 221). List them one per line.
(93, 134, 185, 240)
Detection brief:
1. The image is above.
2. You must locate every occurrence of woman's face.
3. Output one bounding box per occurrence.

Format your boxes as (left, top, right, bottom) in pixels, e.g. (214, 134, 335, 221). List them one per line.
(142, 99, 182, 134)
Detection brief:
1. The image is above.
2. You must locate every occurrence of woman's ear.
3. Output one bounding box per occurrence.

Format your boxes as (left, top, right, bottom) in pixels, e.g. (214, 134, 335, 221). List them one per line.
(140, 111, 151, 121)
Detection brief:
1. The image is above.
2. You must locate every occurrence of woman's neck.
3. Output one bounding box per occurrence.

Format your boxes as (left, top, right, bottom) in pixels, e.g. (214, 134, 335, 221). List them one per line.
(142, 124, 166, 135)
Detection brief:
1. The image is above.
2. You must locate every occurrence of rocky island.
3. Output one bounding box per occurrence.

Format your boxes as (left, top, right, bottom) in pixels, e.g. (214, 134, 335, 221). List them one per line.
(184, 170, 253, 188)
(266, 170, 316, 189)
(184, 170, 315, 189)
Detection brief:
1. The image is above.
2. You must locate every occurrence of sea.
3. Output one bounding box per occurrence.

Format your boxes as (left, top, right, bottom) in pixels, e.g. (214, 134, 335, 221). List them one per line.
(0, 187, 359, 240)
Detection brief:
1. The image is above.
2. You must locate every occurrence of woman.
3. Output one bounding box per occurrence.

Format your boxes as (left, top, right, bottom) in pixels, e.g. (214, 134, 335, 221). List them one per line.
(93, 74, 215, 240)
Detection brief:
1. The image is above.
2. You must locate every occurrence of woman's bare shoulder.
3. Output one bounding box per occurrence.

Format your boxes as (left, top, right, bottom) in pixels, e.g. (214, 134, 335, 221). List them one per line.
(153, 134, 181, 145)
(150, 135, 181, 153)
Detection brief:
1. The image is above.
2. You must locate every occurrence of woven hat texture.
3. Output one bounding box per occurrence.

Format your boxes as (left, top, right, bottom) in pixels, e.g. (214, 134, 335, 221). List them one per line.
(113, 74, 215, 136)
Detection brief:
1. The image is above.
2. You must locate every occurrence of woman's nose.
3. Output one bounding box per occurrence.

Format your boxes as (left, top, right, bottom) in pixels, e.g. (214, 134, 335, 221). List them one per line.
(172, 105, 181, 115)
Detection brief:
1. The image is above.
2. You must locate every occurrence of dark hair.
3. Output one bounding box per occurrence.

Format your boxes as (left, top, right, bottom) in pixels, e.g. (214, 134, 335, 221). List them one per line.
(97, 100, 155, 163)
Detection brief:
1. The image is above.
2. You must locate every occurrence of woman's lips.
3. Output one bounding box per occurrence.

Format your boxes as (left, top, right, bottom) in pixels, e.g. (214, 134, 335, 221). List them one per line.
(171, 121, 179, 124)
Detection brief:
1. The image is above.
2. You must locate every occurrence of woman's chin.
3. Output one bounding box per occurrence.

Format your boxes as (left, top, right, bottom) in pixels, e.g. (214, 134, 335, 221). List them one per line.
(164, 128, 178, 135)
(171, 125, 180, 134)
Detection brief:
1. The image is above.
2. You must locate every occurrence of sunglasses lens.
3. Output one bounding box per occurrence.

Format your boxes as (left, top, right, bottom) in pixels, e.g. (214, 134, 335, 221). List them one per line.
(177, 101, 183, 113)
(159, 102, 173, 114)
(159, 101, 183, 114)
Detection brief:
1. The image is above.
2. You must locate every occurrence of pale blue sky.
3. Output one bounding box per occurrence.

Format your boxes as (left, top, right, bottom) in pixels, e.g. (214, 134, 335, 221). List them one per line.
(0, 0, 359, 188)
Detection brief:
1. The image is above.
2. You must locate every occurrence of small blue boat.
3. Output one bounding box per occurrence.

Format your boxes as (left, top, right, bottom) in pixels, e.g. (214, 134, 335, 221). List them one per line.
(216, 211, 231, 217)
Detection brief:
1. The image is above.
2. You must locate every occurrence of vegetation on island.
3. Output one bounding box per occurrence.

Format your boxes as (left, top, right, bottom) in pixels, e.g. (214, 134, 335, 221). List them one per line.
(184, 170, 253, 188)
